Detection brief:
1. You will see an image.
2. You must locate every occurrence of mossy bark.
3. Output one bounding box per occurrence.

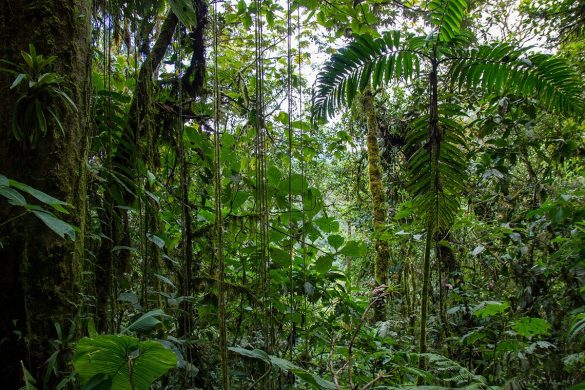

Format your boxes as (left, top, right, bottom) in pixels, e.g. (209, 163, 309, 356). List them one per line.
(361, 90, 390, 322)
(0, 0, 91, 386)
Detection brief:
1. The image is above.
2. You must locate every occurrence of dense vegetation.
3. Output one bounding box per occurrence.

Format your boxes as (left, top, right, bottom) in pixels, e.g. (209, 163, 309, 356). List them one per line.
(0, 0, 583, 389)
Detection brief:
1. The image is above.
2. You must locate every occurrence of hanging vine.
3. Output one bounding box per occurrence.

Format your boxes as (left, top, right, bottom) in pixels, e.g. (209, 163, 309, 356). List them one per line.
(212, 0, 229, 387)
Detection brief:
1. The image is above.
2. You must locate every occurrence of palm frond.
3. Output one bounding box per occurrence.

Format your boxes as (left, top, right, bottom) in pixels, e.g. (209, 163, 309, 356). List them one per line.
(313, 31, 423, 120)
(406, 103, 467, 230)
(449, 44, 585, 114)
(428, 0, 468, 43)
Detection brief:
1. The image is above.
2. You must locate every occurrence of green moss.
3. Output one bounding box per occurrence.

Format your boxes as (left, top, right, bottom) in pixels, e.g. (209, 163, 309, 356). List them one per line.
(361, 90, 391, 321)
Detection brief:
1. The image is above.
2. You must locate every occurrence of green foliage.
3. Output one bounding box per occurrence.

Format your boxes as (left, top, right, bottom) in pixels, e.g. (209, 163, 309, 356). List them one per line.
(511, 317, 551, 338)
(569, 313, 585, 339)
(429, 0, 468, 42)
(19, 362, 38, 390)
(73, 335, 176, 390)
(314, 37, 583, 121)
(405, 104, 467, 229)
(5, 0, 581, 388)
(168, 0, 198, 28)
(450, 44, 584, 114)
(0, 44, 77, 144)
(472, 301, 509, 318)
(228, 346, 337, 389)
(0, 174, 76, 240)
(420, 352, 492, 388)
(123, 309, 171, 334)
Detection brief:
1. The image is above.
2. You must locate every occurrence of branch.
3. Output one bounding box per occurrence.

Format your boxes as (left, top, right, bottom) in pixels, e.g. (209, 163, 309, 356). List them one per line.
(129, 11, 179, 140)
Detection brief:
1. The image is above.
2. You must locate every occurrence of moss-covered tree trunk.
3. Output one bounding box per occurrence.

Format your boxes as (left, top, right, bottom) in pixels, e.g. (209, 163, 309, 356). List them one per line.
(0, 1, 91, 386)
(361, 90, 390, 322)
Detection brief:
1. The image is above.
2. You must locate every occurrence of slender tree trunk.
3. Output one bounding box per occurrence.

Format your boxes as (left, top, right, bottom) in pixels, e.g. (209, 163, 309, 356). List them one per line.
(419, 57, 440, 367)
(0, 1, 91, 386)
(435, 231, 458, 345)
(361, 90, 390, 322)
(177, 4, 209, 388)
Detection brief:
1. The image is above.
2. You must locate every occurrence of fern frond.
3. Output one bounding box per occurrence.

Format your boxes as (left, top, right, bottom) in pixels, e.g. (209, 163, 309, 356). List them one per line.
(449, 44, 585, 114)
(420, 353, 490, 388)
(313, 31, 424, 120)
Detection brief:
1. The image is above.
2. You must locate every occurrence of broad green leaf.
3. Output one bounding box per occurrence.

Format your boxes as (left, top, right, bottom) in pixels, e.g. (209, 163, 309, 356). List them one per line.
(237, 0, 247, 13)
(154, 273, 176, 290)
(125, 309, 169, 334)
(291, 369, 337, 389)
(267, 165, 282, 187)
(229, 191, 250, 210)
(146, 233, 165, 249)
(228, 347, 270, 363)
(269, 356, 298, 371)
(512, 317, 551, 338)
(118, 292, 141, 310)
(229, 348, 336, 389)
(73, 335, 176, 390)
(314, 217, 339, 233)
(339, 240, 366, 257)
(0, 186, 27, 206)
(270, 246, 291, 266)
(280, 174, 308, 196)
(31, 210, 76, 240)
(569, 381, 585, 390)
(327, 234, 344, 250)
(169, 0, 197, 28)
(81, 373, 111, 390)
(472, 301, 509, 318)
(314, 255, 333, 274)
(242, 13, 253, 30)
(9, 179, 68, 213)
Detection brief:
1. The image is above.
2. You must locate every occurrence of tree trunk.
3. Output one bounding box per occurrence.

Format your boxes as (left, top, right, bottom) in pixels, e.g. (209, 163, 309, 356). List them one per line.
(419, 57, 440, 367)
(361, 90, 390, 322)
(435, 231, 461, 347)
(94, 10, 178, 320)
(0, 1, 91, 386)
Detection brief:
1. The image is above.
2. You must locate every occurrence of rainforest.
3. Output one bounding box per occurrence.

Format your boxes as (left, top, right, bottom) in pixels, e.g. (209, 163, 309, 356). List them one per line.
(0, 0, 584, 389)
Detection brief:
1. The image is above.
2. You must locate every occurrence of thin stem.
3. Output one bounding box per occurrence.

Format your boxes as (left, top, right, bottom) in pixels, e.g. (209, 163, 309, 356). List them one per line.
(0, 211, 28, 230)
